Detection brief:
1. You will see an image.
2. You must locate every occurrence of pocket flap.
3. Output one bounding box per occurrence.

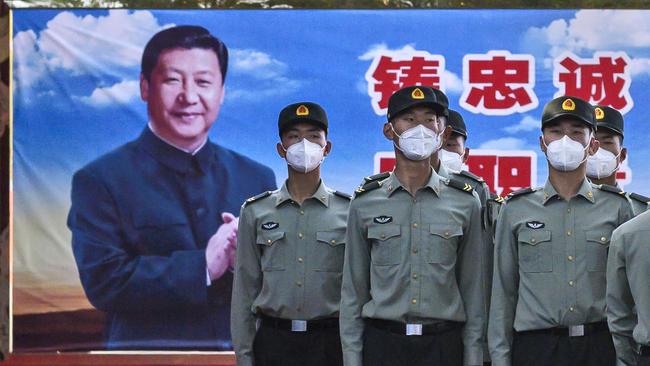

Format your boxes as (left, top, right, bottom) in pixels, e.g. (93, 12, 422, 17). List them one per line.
(316, 230, 346, 246)
(518, 229, 551, 246)
(256, 231, 285, 246)
(586, 231, 610, 245)
(367, 224, 401, 241)
(429, 224, 463, 239)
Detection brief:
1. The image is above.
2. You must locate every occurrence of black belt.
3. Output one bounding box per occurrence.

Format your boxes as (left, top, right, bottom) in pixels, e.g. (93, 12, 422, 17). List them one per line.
(260, 314, 339, 331)
(639, 345, 650, 357)
(516, 321, 609, 337)
(365, 318, 462, 336)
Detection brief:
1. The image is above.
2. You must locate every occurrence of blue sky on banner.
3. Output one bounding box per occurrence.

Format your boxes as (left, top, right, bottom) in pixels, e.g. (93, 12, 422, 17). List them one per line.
(12, 9, 650, 196)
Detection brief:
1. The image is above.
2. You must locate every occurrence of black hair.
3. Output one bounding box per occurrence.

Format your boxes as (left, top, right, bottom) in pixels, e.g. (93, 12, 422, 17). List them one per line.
(141, 25, 228, 84)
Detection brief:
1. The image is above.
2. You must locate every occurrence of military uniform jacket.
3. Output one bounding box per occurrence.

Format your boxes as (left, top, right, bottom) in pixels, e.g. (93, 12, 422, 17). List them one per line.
(340, 170, 485, 366)
(488, 179, 634, 366)
(607, 210, 650, 366)
(231, 181, 350, 366)
(67, 128, 276, 350)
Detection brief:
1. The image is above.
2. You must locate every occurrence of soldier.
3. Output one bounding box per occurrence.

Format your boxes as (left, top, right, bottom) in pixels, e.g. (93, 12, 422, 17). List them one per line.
(340, 86, 485, 366)
(231, 102, 350, 366)
(488, 96, 634, 366)
(586, 105, 649, 216)
(606, 210, 650, 366)
(437, 108, 497, 365)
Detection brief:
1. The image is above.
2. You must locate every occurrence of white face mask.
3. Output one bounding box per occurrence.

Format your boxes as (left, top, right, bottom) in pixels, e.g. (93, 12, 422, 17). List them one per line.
(586, 148, 620, 179)
(543, 134, 591, 172)
(391, 124, 442, 161)
(440, 149, 465, 173)
(282, 139, 325, 173)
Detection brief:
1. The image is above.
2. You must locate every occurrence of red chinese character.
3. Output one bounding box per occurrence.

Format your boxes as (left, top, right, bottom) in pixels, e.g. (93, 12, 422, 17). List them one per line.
(461, 51, 538, 116)
(554, 51, 633, 114)
(497, 156, 532, 196)
(366, 50, 445, 115)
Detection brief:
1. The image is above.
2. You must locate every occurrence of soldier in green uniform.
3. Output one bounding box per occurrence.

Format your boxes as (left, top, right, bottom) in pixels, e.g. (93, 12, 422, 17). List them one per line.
(231, 102, 350, 366)
(586, 105, 649, 216)
(437, 108, 497, 365)
(606, 210, 650, 366)
(488, 96, 634, 366)
(340, 86, 485, 366)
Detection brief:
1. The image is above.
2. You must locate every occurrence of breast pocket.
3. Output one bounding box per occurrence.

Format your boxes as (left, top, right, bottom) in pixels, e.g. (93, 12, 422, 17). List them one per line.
(312, 230, 346, 272)
(256, 231, 286, 271)
(585, 230, 610, 272)
(517, 229, 553, 273)
(132, 211, 190, 255)
(367, 224, 402, 266)
(427, 224, 463, 264)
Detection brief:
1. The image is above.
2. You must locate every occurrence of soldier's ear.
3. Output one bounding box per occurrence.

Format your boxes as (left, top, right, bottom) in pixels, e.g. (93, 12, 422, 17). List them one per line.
(588, 135, 600, 156)
(620, 147, 627, 163)
(277, 142, 287, 159)
(383, 122, 395, 141)
(539, 135, 547, 153)
(441, 125, 452, 143)
(323, 140, 332, 157)
(463, 147, 470, 164)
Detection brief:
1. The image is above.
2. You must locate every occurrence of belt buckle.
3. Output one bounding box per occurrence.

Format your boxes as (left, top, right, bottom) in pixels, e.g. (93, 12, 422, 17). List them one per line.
(291, 320, 307, 332)
(569, 325, 584, 337)
(406, 323, 423, 336)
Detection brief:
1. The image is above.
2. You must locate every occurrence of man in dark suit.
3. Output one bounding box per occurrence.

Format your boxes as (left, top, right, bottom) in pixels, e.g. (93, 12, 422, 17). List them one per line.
(67, 25, 276, 350)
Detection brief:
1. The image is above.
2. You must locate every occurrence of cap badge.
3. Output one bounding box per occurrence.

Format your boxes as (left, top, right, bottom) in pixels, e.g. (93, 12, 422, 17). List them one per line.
(411, 88, 425, 100)
(594, 107, 605, 120)
(562, 98, 576, 111)
(296, 105, 309, 116)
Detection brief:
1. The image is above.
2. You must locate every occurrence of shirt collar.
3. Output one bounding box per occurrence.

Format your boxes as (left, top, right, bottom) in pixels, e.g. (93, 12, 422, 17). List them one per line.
(542, 178, 595, 204)
(148, 122, 207, 155)
(385, 167, 442, 197)
(139, 127, 214, 175)
(275, 180, 331, 207)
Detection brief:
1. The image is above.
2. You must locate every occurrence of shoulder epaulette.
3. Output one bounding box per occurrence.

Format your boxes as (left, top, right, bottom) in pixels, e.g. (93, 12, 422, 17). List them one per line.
(244, 191, 272, 206)
(488, 192, 505, 204)
(597, 184, 626, 196)
(333, 190, 352, 200)
(363, 171, 391, 183)
(629, 192, 650, 204)
(506, 187, 535, 200)
(354, 180, 383, 197)
(446, 178, 474, 194)
(458, 170, 485, 183)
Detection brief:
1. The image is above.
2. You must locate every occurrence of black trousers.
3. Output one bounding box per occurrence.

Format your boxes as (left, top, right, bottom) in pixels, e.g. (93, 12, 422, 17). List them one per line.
(252, 323, 343, 366)
(362, 322, 463, 366)
(637, 354, 650, 366)
(512, 328, 616, 366)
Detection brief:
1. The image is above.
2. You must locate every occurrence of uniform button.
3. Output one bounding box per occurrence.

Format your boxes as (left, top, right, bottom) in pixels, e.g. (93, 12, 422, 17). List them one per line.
(568, 280, 575, 286)
(567, 231, 572, 236)
(412, 248, 418, 254)
(296, 281, 302, 287)
(531, 238, 537, 243)
(412, 274, 418, 280)
(567, 208, 571, 213)
(413, 199, 417, 203)
(330, 239, 336, 244)
(412, 223, 418, 228)
(444, 231, 450, 237)
(569, 306, 575, 312)
(411, 299, 417, 304)
(601, 236, 607, 242)
(300, 210, 305, 215)
(267, 239, 272, 244)
(298, 233, 304, 239)
(568, 255, 574, 261)
(298, 257, 304, 263)
(381, 234, 386, 239)
(196, 207, 206, 217)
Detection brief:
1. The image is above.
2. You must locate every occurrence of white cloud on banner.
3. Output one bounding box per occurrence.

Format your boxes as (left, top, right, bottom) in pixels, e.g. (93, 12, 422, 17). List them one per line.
(13, 10, 173, 88)
(479, 137, 529, 150)
(504, 115, 540, 134)
(79, 80, 140, 107)
(522, 10, 650, 75)
(359, 43, 463, 95)
(225, 48, 302, 102)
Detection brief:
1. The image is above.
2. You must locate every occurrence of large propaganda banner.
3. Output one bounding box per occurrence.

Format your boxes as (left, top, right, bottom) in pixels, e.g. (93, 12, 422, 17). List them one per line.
(11, 9, 650, 352)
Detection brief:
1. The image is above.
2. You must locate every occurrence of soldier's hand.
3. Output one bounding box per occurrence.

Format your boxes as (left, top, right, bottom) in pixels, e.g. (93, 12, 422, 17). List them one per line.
(206, 212, 239, 281)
